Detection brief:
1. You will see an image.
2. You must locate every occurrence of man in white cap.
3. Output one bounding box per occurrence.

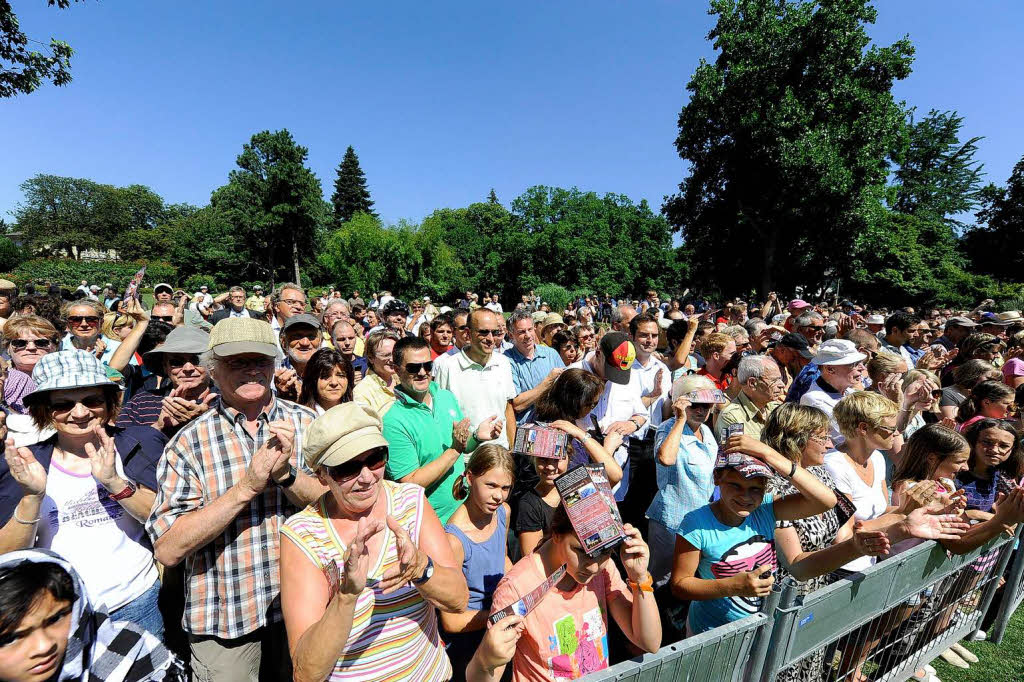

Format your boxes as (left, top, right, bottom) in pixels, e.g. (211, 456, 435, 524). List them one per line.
(245, 284, 266, 312)
(799, 339, 867, 444)
(153, 282, 174, 304)
(148, 317, 325, 680)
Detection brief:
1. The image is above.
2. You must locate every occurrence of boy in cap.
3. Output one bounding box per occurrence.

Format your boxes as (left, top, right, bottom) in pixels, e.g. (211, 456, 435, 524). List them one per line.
(670, 433, 837, 635)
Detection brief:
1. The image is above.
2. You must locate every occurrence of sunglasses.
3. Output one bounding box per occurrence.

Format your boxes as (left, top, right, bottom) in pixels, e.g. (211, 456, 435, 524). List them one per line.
(152, 315, 174, 323)
(326, 447, 388, 482)
(9, 338, 53, 350)
(475, 329, 503, 337)
(404, 360, 433, 375)
(801, 325, 825, 332)
(68, 315, 100, 326)
(51, 394, 107, 413)
(168, 354, 201, 368)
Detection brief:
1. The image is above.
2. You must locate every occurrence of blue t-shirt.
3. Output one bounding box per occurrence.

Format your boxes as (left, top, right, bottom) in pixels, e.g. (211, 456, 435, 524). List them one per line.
(681, 495, 778, 634)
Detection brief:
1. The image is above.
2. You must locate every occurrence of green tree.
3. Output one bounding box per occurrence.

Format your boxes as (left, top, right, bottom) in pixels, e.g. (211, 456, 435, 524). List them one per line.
(0, 1, 79, 98)
(211, 129, 327, 284)
(662, 0, 914, 296)
(318, 214, 418, 295)
(964, 155, 1024, 282)
(422, 201, 519, 296)
(330, 145, 376, 224)
(487, 188, 499, 205)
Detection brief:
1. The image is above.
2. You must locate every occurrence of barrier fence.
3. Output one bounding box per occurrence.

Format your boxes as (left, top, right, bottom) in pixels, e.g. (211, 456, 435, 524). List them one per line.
(591, 529, 1022, 682)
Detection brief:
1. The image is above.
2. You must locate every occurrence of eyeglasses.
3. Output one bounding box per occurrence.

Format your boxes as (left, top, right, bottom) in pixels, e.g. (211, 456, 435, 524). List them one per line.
(224, 357, 274, 371)
(801, 325, 825, 332)
(152, 315, 174, 323)
(68, 315, 100, 326)
(403, 361, 433, 375)
(51, 394, 107, 413)
(807, 434, 832, 445)
(280, 299, 306, 308)
(456, 325, 470, 331)
(168, 354, 201, 368)
(9, 338, 53, 350)
(326, 447, 388, 482)
(475, 329, 503, 337)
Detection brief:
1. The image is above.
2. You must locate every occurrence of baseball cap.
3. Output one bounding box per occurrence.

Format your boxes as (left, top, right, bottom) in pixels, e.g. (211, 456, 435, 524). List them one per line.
(787, 299, 812, 313)
(778, 333, 814, 359)
(253, 284, 263, 291)
(980, 312, 1011, 326)
(303, 403, 389, 470)
(714, 452, 774, 479)
(945, 316, 978, 328)
(282, 313, 322, 333)
(599, 331, 635, 385)
(207, 317, 279, 358)
(812, 339, 866, 366)
(154, 283, 173, 295)
(865, 314, 885, 326)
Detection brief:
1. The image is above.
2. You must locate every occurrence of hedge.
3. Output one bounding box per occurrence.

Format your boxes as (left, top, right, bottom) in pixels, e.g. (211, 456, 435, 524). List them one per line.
(0, 259, 177, 291)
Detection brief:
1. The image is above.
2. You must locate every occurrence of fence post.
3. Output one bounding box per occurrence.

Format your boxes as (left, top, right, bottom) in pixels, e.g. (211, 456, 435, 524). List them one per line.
(755, 578, 799, 682)
(989, 527, 1024, 644)
(746, 583, 783, 682)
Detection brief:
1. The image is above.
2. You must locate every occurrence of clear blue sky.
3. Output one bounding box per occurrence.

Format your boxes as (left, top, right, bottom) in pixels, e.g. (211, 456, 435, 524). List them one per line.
(2, 1, 1021, 227)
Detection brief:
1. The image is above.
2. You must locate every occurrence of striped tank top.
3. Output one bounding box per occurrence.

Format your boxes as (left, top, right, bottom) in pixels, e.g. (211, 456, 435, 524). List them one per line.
(281, 481, 452, 681)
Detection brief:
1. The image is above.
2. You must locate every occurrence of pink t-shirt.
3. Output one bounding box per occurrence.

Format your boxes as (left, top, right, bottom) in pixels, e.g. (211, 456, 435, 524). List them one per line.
(489, 553, 629, 681)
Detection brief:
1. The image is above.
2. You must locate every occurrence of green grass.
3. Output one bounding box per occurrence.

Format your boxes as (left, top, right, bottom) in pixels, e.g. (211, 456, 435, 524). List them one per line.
(932, 608, 1024, 681)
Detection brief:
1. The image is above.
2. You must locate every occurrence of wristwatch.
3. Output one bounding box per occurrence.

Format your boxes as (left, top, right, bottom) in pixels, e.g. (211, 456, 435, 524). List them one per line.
(628, 417, 643, 432)
(109, 480, 138, 502)
(412, 555, 435, 585)
(277, 465, 297, 489)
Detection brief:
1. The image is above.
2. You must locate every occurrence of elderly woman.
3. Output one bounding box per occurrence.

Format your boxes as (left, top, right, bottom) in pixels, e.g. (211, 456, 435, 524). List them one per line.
(2, 315, 59, 414)
(298, 348, 355, 414)
(0, 351, 167, 638)
(280, 403, 468, 682)
(116, 326, 215, 437)
(352, 329, 401, 417)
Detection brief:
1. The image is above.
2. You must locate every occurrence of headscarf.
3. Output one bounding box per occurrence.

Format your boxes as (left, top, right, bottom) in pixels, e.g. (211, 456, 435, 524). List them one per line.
(3, 367, 35, 414)
(0, 549, 183, 682)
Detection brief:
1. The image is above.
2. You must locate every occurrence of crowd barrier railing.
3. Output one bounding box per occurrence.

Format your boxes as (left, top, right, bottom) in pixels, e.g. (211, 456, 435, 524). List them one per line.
(588, 529, 1022, 682)
(988, 542, 1024, 644)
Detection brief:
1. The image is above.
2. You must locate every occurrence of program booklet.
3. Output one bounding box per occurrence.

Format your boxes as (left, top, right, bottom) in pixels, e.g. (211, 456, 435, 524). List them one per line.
(123, 265, 146, 303)
(488, 564, 567, 625)
(555, 464, 626, 558)
(512, 423, 570, 460)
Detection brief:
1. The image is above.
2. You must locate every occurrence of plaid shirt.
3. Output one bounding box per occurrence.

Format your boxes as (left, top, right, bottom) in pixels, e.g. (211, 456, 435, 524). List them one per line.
(146, 396, 316, 638)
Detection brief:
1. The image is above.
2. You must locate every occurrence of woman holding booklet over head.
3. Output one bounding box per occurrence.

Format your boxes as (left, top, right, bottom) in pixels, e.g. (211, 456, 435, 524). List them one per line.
(465, 474, 660, 682)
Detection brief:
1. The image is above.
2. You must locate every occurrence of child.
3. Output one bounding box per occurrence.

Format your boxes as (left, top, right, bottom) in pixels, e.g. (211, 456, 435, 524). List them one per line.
(442, 446, 516, 682)
(957, 380, 1015, 432)
(670, 442, 837, 635)
(515, 452, 569, 557)
(958, 419, 1022, 515)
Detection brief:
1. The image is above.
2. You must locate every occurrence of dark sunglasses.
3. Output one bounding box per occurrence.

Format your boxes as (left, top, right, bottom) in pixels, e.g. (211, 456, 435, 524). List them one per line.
(404, 361, 433, 375)
(802, 325, 825, 332)
(326, 447, 388, 482)
(68, 315, 100, 325)
(9, 338, 53, 350)
(51, 394, 107, 412)
(168, 354, 201, 368)
(475, 329, 503, 337)
(152, 315, 174, 323)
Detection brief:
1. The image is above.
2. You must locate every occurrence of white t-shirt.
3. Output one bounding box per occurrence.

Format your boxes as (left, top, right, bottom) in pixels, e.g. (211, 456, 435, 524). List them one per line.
(632, 355, 671, 430)
(800, 381, 855, 445)
(433, 349, 517, 449)
(36, 456, 158, 611)
(824, 450, 889, 572)
(484, 302, 504, 314)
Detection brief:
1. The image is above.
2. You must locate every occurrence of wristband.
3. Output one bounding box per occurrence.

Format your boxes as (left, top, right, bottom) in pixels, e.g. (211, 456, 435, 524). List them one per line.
(788, 461, 798, 478)
(628, 573, 654, 593)
(13, 508, 40, 524)
(277, 465, 297, 489)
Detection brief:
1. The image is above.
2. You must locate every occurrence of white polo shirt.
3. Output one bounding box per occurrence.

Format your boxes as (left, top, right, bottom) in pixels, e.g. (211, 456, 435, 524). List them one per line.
(433, 348, 517, 449)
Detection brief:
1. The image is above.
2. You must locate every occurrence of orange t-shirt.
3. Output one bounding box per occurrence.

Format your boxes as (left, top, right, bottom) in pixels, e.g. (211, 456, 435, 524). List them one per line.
(697, 367, 731, 391)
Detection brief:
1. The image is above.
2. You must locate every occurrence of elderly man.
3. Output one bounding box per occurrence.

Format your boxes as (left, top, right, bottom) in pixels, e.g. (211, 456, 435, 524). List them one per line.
(148, 317, 324, 681)
(434, 308, 517, 449)
(274, 313, 323, 400)
(210, 286, 265, 323)
(799, 339, 868, 444)
(269, 282, 307, 336)
(715, 355, 784, 440)
(793, 311, 826, 351)
(505, 309, 565, 416)
(117, 326, 216, 436)
(383, 337, 503, 522)
(610, 303, 638, 333)
(330, 319, 367, 379)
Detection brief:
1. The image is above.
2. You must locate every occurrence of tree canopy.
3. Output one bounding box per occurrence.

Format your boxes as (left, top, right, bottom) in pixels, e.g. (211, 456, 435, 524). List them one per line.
(331, 145, 376, 224)
(1, 0, 78, 98)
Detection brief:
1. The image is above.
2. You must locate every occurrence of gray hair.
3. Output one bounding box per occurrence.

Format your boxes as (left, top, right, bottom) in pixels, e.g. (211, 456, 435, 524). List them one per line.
(794, 311, 824, 328)
(273, 282, 304, 302)
(200, 348, 282, 389)
(737, 355, 778, 383)
(609, 304, 636, 325)
(508, 309, 535, 329)
(322, 298, 350, 319)
(722, 324, 749, 344)
(743, 317, 767, 337)
(228, 286, 245, 295)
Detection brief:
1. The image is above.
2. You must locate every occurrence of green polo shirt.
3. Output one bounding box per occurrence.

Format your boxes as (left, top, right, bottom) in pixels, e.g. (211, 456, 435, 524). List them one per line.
(383, 382, 474, 523)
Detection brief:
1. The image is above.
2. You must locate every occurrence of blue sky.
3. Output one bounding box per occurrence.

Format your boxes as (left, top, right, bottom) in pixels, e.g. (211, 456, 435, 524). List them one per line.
(2, 1, 1021, 227)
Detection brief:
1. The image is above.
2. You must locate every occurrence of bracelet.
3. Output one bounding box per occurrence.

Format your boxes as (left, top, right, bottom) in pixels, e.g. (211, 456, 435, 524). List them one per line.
(579, 432, 592, 444)
(13, 508, 41, 524)
(788, 461, 798, 478)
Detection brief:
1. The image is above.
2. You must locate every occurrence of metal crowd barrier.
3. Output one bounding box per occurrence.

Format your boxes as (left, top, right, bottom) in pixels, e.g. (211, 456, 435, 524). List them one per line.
(989, 543, 1024, 644)
(586, 530, 1023, 682)
(757, 532, 1017, 682)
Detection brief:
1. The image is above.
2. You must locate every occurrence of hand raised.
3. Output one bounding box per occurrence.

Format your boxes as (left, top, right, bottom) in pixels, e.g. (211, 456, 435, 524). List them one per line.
(477, 615, 524, 670)
(618, 523, 650, 580)
(5, 438, 46, 497)
(335, 515, 384, 599)
(451, 417, 472, 454)
(84, 425, 120, 490)
(671, 396, 692, 420)
(475, 416, 504, 442)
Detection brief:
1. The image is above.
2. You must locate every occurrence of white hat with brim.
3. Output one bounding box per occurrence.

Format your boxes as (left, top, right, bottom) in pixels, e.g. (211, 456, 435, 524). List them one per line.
(24, 350, 122, 405)
(303, 403, 390, 470)
(812, 339, 866, 366)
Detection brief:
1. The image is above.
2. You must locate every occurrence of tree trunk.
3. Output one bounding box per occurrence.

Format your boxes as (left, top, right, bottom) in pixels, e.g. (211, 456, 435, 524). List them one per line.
(292, 234, 301, 285)
(761, 226, 777, 297)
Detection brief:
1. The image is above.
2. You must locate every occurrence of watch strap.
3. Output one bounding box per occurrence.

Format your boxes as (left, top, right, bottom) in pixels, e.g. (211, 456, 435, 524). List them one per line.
(412, 555, 434, 585)
(109, 480, 138, 502)
(278, 465, 298, 489)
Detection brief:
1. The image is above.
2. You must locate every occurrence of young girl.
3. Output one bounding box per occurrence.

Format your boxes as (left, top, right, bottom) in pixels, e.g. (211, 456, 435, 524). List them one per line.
(515, 453, 569, 557)
(443, 446, 516, 682)
(958, 419, 1022, 516)
(467, 501, 660, 681)
(957, 380, 1015, 432)
(670, 441, 838, 635)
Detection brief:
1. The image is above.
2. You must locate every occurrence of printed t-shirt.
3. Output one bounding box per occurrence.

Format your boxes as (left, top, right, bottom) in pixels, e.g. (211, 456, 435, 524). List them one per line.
(489, 553, 629, 681)
(680, 496, 777, 634)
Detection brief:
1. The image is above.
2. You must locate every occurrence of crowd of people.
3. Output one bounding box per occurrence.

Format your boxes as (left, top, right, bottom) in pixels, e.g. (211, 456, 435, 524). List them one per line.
(1, 277, 1023, 682)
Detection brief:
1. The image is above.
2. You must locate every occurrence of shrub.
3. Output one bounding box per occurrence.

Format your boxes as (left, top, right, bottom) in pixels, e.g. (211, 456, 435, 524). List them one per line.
(9, 259, 176, 290)
(183, 274, 218, 293)
(0, 237, 26, 272)
(534, 283, 572, 313)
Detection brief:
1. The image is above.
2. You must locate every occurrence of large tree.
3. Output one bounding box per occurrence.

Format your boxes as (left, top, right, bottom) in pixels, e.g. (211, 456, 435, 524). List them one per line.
(964, 155, 1024, 283)
(662, 0, 914, 296)
(330, 145, 377, 224)
(1, 1, 79, 98)
(211, 129, 326, 284)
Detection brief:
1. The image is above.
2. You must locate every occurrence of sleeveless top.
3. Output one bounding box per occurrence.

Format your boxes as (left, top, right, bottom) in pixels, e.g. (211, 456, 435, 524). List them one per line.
(281, 481, 452, 681)
(445, 505, 508, 612)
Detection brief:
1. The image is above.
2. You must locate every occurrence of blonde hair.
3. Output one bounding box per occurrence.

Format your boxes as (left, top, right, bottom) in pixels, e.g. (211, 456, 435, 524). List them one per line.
(902, 368, 938, 391)
(760, 404, 831, 462)
(101, 312, 131, 339)
(698, 332, 733, 358)
(867, 352, 903, 386)
(453, 444, 516, 501)
(834, 391, 899, 440)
